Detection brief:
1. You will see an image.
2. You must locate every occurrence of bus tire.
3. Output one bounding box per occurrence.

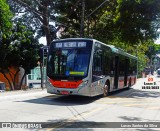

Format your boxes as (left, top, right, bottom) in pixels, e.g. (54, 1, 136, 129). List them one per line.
(103, 81, 110, 97)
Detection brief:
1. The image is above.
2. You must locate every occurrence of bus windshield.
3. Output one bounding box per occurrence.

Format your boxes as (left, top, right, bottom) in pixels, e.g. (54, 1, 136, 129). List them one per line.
(47, 41, 92, 80)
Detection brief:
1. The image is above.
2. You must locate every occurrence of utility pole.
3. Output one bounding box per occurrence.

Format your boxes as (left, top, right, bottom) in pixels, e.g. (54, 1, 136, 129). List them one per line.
(40, 46, 49, 90)
(80, 0, 85, 38)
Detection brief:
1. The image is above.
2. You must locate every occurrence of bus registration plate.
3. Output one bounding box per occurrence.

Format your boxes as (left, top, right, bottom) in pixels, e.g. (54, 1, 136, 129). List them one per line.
(61, 91, 69, 95)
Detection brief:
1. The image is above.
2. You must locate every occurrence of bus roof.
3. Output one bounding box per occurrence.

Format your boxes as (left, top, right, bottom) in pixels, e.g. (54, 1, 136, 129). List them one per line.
(52, 38, 137, 60)
(93, 39, 137, 60)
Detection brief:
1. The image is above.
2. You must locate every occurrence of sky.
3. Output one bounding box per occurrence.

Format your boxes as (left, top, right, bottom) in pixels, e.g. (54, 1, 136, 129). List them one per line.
(39, 37, 47, 45)
(155, 38, 160, 44)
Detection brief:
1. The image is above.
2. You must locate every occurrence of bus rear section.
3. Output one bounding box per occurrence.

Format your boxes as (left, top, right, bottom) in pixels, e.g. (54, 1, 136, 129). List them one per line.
(46, 39, 93, 96)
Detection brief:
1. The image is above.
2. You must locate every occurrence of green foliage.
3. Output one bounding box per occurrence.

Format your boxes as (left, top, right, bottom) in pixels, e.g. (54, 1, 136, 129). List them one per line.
(0, 23, 41, 90)
(153, 44, 160, 52)
(0, 0, 12, 33)
(0, 34, 11, 72)
(8, 0, 60, 45)
(0, 0, 12, 72)
(6, 0, 160, 79)
(145, 40, 157, 59)
(56, 0, 109, 38)
(10, 23, 40, 74)
(56, 0, 160, 47)
(114, 0, 160, 44)
(8, 0, 160, 46)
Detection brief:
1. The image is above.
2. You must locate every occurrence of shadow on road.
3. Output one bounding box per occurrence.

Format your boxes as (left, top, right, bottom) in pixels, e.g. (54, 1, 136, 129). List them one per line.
(20, 94, 103, 106)
(43, 118, 160, 131)
(19, 87, 160, 106)
(42, 120, 100, 131)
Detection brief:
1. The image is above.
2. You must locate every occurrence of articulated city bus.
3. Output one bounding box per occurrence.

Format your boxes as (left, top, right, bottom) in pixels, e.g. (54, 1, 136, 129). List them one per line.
(46, 38, 137, 97)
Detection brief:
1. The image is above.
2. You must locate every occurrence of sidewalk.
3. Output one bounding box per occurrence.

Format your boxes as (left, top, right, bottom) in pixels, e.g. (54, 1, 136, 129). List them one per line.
(0, 88, 47, 98)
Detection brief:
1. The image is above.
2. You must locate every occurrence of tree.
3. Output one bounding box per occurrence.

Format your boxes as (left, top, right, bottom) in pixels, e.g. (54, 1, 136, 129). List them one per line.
(0, 0, 13, 89)
(0, 34, 14, 90)
(145, 41, 160, 64)
(56, 0, 160, 46)
(113, 0, 160, 44)
(9, 23, 40, 89)
(56, 0, 110, 38)
(0, 0, 12, 34)
(90, 0, 118, 42)
(8, 0, 63, 46)
(1, 1, 44, 90)
(0, 23, 40, 90)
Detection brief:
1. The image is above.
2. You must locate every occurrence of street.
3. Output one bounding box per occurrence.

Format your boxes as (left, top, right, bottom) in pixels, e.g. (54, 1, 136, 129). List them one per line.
(0, 76, 160, 131)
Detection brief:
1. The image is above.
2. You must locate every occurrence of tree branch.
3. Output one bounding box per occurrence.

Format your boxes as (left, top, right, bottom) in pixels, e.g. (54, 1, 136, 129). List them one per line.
(12, 0, 46, 22)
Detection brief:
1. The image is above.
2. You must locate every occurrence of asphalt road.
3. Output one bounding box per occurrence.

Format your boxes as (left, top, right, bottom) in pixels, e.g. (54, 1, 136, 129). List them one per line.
(0, 75, 160, 131)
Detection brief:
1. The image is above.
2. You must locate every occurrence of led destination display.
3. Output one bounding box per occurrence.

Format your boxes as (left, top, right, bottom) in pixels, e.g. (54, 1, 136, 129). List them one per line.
(55, 42, 86, 48)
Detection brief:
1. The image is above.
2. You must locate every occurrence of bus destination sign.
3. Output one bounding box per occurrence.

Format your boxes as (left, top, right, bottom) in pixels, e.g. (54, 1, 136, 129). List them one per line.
(55, 42, 86, 48)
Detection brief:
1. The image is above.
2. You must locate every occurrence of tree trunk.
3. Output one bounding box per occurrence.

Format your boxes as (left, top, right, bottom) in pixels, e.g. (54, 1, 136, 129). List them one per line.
(42, 3, 51, 46)
(8, 71, 14, 90)
(9, 68, 20, 90)
(1, 72, 13, 90)
(13, 69, 20, 90)
(20, 72, 26, 90)
(45, 26, 51, 46)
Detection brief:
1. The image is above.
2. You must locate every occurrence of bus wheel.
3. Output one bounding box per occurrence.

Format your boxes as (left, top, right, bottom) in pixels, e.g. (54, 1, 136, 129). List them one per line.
(103, 82, 110, 97)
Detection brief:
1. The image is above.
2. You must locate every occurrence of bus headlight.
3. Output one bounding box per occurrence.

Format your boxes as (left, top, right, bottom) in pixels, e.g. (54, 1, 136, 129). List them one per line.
(79, 81, 88, 88)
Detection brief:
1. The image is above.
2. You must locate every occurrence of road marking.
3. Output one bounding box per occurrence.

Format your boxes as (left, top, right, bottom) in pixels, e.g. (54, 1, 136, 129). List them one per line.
(46, 106, 105, 131)
(123, 104, 146, 107)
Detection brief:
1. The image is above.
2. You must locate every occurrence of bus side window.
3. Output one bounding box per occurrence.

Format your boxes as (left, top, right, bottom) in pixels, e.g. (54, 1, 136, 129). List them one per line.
(93, 49, 103, 76)
(110, 57, 115, 76)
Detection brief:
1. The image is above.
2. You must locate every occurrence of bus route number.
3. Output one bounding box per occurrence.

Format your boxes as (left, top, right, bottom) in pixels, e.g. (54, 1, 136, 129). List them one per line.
(148, 77, 153, 82)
